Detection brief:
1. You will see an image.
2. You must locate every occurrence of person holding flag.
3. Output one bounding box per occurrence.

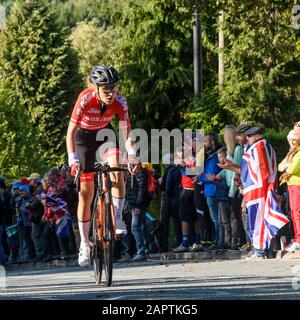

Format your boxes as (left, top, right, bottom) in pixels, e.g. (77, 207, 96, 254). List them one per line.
(219, 125, 289, 259)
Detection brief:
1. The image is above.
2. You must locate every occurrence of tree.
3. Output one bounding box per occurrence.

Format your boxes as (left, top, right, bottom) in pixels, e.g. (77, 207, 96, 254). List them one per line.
(220, 1, 300, 129)
(0, 0, 82, 176)
(115, 0, 196, 131)
(54, 0, 125, 29)
(70, 22, 122, 83)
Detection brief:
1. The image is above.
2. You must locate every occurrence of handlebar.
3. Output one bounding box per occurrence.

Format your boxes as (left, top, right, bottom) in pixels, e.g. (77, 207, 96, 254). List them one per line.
(73, 162, 128, 192)
(94, 162, 128, 174)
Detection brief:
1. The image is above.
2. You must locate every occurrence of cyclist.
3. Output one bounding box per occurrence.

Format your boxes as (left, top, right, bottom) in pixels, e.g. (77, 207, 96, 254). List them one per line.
(66, 66, 137, 267)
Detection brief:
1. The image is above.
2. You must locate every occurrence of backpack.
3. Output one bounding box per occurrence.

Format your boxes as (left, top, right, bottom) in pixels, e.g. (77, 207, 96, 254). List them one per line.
(142, 163, 157, 200)
(146, 169, 157, 199)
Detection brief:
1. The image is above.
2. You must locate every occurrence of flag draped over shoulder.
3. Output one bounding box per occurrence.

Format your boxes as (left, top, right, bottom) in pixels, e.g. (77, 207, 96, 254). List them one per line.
(241, 139, 289, 250)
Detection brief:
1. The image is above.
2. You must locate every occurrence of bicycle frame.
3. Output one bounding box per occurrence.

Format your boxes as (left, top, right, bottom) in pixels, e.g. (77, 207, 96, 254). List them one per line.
(95, 169, 117, 247)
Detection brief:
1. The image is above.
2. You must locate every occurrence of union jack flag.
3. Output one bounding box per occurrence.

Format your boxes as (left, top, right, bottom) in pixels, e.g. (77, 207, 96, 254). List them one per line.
(241, 139, 289, 250)
(45, 196, 71, 238)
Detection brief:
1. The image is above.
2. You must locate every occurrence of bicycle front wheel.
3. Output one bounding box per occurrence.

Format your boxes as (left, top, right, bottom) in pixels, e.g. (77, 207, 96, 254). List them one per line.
(103, 201, 114, 287)
(93, 242, 103, 285)
(91, 195, 103, 285)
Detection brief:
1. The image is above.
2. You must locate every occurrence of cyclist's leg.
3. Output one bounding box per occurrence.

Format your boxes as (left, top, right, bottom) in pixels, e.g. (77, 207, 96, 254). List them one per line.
(103, 148, 127, 235)
(76, 136, 96, 266)
(78, 174, 94, 240)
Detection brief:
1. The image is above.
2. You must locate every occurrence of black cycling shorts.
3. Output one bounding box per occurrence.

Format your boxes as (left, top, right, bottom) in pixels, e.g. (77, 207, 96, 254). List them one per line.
(76, 124, 119, 173)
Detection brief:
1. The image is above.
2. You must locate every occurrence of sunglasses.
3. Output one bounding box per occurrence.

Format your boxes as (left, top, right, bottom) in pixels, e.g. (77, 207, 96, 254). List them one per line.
(294, 121, 300, 127)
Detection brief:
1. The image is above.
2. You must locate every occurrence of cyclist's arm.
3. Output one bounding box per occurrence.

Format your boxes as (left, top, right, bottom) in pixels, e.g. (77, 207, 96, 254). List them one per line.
(66, 90, 89, 165)
(66, 121, 79, 165)
(125, 135, 136, 156)
(115, 95, 135, 155)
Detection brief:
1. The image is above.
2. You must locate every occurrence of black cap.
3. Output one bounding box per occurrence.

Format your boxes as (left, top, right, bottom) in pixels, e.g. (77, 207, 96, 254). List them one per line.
(244, 126, 265, 136)
(235, 124, 251, 134)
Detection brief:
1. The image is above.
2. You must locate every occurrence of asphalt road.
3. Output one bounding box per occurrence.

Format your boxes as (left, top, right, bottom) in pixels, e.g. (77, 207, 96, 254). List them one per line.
(1, 259, 300, 300)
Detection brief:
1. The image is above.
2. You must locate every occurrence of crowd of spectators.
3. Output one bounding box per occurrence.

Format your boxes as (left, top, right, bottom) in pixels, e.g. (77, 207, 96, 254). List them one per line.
(1, 122, 300, 265)
(0, 168, 78, 265)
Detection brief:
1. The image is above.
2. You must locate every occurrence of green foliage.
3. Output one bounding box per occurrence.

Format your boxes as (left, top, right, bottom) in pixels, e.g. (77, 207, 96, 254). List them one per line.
(264, 128, 290, 163)
(220, 1, 300, 129)
(0, 83, 48, 177)
(0, 0, 82, 177)
(116, 0, 196, 131)
(0, 0, 299, 179)
(184, 89, 229, 133)
(54, 0, 125, 29)
(0, 0, 15, 13)
(70, 22, 122, 84)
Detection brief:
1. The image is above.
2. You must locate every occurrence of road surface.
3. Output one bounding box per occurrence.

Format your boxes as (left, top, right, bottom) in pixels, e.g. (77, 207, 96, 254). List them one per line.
(1, 258, 300, 300)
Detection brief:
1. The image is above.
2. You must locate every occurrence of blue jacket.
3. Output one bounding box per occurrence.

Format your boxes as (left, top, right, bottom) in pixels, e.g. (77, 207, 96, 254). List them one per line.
(198, 152, 221, 198)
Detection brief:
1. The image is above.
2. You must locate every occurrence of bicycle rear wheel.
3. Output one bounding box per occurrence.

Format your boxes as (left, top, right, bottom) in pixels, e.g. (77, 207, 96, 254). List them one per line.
(103, 201, 114, 287)
(90, 196, 103, 285)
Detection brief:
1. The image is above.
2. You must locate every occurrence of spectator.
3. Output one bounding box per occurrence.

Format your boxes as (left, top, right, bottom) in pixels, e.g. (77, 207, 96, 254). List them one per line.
(0, 179, 6, 265)
(234, 124, 251, 250)
(9, 182, 23, 262)
(40, 175, 60, 262)
(28, 173, 42, 194)
(20, 178, 30, 185)
(0, 175, 12, 260)
(198, 133, 222, 250)
(47, 168, 68, 196)
(28, 173, 45, 260)
(194, 181, 213, 245)
(293, 121, 300, 139)
(160, 153, 182, 252)
(0, 222, 5, 265)
(174, 139, 204, 253)
(219, 125, 289, 259)
(60, 166, 78, 218)
(238, 184, 251, 250)
(0, 175, 12, 225)
(126, 162, 151, 262)
(48, 168, 77, 253)
(58, 167, 78, 255)
(17, 184, 36, 261)
(119, 199, 136, 261)
(43, 196, 72, 260)
(207, 148, 231, 249)
(278, 129, 300, 251)
(224, 125, 246, 249)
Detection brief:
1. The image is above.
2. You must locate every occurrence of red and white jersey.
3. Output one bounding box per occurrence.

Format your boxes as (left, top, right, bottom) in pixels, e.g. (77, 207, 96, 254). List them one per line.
(70, 88, 131, 132)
